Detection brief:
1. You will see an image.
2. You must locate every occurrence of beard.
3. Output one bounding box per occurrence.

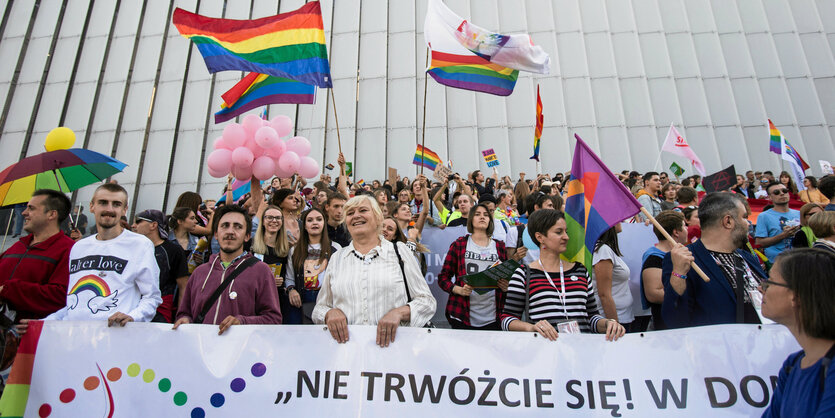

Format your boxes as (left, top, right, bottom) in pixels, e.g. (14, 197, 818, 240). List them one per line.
(732, 224, 749, 249)
(219, 235, 244, 254)
(96, 212, 120, 229)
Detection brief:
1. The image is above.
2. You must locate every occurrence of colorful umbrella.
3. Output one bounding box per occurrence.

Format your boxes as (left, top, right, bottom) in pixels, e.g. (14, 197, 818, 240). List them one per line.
(0, 148, 127, 206)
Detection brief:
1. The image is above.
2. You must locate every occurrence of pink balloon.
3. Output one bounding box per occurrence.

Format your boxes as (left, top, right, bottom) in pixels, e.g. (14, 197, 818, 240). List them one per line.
(264, 139, 286, 158)
(232, 164, 252, 181)
(274, 164, 294, 179)
(254, 126, 280, 149)
(213, 137, 232, 151)
(286, 136, 311, 157)
(208, 165, 227, 178)
(270, 115, 293, 137)
(298, 156, 320, 179)
(278, 151, 300, 174)
(252, 156, 276, 181)
(231, 146, 254, 167)
(222, 123, 246, 149)
(207, 149, 233, 173)
(245, 137, 263, 157)
(242, 114, 263, 137)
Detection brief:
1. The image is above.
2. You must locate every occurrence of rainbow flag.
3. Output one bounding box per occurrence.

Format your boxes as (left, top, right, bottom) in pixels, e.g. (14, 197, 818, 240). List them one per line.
(530, 85, 543, 161)
(563, 134, 643, 272)
(173, 2, 332, 88)
(0, 320, 43, 417)
(215, 72, 316, 123)
(423, 0, 549, 96)
(768, 119, 782, 155)
(413, 145, 442, 171)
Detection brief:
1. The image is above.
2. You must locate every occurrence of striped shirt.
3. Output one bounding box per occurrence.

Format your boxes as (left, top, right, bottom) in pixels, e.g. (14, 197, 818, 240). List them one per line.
(500, 264, 605, 333)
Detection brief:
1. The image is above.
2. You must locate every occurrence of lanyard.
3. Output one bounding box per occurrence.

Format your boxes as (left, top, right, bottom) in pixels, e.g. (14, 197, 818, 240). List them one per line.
(539, 258, 567, 317)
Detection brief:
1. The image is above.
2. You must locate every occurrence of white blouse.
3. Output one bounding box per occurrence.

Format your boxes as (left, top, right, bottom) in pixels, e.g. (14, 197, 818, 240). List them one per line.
(312, 238, 436, 327)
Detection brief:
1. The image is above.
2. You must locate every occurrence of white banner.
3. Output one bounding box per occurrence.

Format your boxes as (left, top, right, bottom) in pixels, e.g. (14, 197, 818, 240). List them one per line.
(0, 321, 799, 417)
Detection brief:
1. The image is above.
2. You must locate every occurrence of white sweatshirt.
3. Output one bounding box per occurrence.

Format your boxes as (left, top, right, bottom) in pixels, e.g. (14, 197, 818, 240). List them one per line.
(46, 229, 161, 322)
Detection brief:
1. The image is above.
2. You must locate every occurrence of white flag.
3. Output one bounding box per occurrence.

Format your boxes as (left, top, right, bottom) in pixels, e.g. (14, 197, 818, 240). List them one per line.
(662, 124, 706, 176)
(780, 134, 807, 191)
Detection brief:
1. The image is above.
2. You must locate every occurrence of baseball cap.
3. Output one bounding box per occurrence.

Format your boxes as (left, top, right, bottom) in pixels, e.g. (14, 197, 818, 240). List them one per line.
(135, 209, 168, 239)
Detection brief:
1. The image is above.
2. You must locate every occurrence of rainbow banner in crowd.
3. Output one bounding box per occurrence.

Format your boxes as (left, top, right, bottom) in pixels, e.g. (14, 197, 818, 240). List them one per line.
(531, 85, 543, 161)
(423, 0, 549, 96)
(173, 2, 332, 88)
(563, 134, 643, 271)
(413, 145, 442, 171)
(215, 72, 316, 123)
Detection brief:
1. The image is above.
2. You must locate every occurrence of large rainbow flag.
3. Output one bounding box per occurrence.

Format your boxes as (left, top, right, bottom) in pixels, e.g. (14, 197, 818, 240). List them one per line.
(215, 72, 316, 123)
(423, 0, 549, 96)
(0, 320, 43, 417)
(173, 2, 332, 88)
(413, 145, 442, 171)
(530, 85, 543, 161)
(563, 134, 643, 272)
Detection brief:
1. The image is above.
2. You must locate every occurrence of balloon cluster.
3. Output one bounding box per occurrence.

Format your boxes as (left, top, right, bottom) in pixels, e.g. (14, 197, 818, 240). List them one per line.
(207, 114, 320, 181)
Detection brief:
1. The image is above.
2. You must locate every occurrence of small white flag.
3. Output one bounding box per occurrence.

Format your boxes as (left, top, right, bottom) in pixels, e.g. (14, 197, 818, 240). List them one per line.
(662, 124, 706, 177)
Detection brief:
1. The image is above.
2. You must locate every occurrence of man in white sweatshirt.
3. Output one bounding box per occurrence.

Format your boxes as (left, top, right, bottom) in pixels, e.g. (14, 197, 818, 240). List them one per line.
(19, 183, 161, 333)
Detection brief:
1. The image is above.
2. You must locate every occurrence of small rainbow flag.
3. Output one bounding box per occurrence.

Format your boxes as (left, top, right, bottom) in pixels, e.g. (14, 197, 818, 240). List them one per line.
(768, 119, 782, 155)
(325, 163, 334, 171)
(413, 145, 442, 171)
(215, 72, 316, 123)
(357, 179, 366, 187)
(531, 85, 543, 161)
(173, 2, 332, 88)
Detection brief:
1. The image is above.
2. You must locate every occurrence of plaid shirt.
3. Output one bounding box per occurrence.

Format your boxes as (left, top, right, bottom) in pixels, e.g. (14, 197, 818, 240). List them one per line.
(437, 235, 507, 326)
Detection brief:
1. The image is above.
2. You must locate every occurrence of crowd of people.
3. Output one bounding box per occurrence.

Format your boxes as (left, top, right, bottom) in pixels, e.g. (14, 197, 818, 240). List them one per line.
(1, 153, 834, 415)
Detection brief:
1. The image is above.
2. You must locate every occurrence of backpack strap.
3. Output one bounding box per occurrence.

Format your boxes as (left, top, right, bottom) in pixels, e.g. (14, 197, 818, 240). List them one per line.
(820, 343, 835, 395)
(392, 241, 411, 302)
(194, 257, 258, 324)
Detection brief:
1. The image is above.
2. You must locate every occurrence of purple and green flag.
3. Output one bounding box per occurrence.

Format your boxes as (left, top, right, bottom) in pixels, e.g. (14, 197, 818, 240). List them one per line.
(563, 134, 644, 271)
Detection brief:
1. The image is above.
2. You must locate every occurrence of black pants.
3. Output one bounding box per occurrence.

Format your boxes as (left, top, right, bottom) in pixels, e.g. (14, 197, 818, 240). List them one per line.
(448, 317, 501, 331)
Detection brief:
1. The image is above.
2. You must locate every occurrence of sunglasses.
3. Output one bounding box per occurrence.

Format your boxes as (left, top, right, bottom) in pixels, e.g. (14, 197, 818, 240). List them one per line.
(760, 280, 789, 292)
(770, 188, 789, 196)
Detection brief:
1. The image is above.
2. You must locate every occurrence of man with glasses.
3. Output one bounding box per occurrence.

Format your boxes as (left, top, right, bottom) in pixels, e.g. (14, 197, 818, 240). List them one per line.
(131, 209, 188, 323)
(663, 193, 768, 328)
(755, 182, 801, 264)
(659, 172, 669, 187)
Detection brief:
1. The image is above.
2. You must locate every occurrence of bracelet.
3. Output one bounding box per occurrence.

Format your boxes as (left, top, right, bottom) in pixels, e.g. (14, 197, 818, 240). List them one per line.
(671, 271, 687, 280)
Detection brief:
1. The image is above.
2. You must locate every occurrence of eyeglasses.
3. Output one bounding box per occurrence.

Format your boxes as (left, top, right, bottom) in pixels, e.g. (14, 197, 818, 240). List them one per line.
(264, 215, 283, 223)
(760, 280, 790, 292)
(770, 188, 789, 196)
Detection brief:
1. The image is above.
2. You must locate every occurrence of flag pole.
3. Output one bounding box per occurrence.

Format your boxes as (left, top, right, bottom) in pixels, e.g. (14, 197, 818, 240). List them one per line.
(419, 47, 430, 176)
(328, 88, 342, 154)
(640, 207, 710, 283)
(1, 210, 12, 251)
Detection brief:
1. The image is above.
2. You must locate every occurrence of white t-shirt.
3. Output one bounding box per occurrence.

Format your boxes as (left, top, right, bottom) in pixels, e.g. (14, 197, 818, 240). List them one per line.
(46, 229, 162, 322)
(592, 244, 634, 323)
(505, 226, 538, 265)
(464, 237, 498, 327)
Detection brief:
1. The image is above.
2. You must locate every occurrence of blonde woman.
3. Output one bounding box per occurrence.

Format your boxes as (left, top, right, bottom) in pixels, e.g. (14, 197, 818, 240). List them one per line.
(251, 205, 291, 318)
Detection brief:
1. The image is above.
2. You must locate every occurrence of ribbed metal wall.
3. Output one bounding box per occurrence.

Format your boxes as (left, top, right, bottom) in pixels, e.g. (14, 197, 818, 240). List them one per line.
(1, 0, 834, 216)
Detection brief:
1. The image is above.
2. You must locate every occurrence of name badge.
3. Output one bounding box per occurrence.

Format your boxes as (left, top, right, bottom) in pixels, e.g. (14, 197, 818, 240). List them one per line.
(557, 320, 580, 334)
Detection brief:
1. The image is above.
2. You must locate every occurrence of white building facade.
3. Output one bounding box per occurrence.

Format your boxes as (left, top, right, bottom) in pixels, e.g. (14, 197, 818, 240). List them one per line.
(1, 0, 834, 214)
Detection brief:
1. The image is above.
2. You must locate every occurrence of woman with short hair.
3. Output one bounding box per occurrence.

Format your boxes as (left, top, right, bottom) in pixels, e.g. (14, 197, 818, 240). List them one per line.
(312, 195, 436, 347)
(792, 203, 824, 249)
(809, 211, 835, 253)
(501, 209, 625, 340)
(761, 248, 835, 417)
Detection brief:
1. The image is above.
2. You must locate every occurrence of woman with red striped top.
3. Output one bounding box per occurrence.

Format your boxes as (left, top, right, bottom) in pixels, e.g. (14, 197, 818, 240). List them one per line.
(500, 209, 626, 341)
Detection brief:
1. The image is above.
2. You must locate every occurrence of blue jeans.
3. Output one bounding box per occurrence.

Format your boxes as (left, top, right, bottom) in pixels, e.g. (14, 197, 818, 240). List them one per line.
(285, 289, 318, 324)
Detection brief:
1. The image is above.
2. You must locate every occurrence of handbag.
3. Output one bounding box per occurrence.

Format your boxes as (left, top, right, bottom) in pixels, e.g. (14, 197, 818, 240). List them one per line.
(194, 258, 258, 324)
(392, 241, 434, 328)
